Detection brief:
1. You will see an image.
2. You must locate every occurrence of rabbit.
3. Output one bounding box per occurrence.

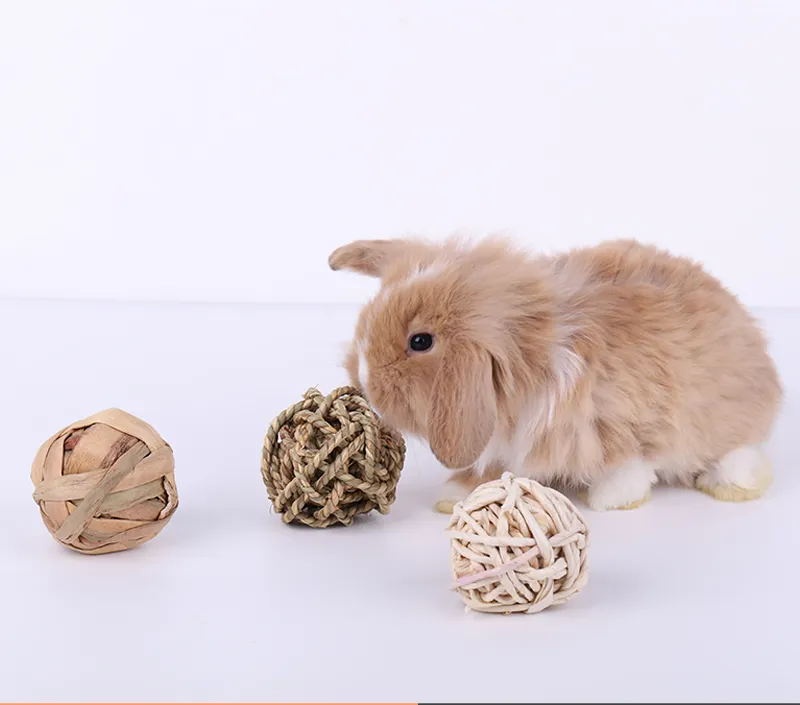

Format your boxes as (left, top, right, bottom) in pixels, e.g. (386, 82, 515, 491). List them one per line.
(328, 236, 782, 512)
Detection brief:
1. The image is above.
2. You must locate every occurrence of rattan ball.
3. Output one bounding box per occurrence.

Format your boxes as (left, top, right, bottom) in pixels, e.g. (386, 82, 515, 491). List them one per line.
(448, 472, 589, 614)
(31, 408, 178, 554)
(261, 386, 406, 528)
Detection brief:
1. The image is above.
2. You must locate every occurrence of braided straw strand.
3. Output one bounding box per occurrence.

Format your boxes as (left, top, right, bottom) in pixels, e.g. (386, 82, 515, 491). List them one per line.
(447, 473, 589, 614)
(31, 408, 178, 554)
(261, 387, 406, 527)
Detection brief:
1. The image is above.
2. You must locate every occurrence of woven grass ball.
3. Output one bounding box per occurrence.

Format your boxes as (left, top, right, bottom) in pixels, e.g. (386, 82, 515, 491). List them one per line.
(448, 472, 588, 614)
(261, 386, 406, 528)
(31, 408, 178, 555)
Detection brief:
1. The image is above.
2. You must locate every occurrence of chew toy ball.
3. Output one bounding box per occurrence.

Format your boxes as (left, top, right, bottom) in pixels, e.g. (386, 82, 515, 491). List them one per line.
(261, 386, 405, 528)
(448, 473, 588, 614)
(31, 409, 178, 554)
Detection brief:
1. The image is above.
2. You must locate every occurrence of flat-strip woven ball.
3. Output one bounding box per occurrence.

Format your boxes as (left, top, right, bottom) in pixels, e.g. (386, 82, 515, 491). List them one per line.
(31, 408, 178, 555)
(448, 473, 588, 614)
(261, 386, 406, 528)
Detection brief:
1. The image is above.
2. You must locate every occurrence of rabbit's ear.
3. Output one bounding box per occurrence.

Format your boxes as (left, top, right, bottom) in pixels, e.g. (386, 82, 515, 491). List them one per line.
(328, 239, 438, 277)
(328, 239, 417, 278)
(428, 341, 497, 469)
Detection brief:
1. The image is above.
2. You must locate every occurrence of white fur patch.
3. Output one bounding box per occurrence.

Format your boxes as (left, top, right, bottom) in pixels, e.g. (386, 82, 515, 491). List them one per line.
(357, 340, 369, 388)
(699, 445, 771, 490)
(407, 260, 446, 283)
(475, 344, 584, 478)
(587, 458, 657, 510)
(475, 396, 554, 476)
(475, 430, 508, 475)
(375, 284, 395, 305)
(551, 344, 584, 410)
(379, 260, 449, 302)
(509, 397, 553, 468)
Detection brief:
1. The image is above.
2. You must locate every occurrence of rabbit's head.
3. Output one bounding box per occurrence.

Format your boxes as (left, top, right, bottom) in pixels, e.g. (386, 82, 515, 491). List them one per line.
(329, 237, 556, 469)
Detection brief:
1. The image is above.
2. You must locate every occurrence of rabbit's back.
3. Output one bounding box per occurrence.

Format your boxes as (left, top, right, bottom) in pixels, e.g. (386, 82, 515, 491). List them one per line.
(535, 240, 782, 480)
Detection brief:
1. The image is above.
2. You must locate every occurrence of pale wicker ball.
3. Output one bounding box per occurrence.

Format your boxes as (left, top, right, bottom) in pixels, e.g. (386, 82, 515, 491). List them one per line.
(31, 408, 178, 554)
(448, 472, 589, 614)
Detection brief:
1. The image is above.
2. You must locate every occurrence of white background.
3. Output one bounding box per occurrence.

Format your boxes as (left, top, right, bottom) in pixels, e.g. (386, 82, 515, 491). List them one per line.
(2, 2, 799, 703)
(0, 0, 798, 306)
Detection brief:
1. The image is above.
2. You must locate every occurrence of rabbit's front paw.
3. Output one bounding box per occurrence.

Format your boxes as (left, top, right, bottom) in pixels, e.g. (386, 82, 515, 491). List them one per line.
(434, 479, 470, 514)
(435, 467, 503, 514)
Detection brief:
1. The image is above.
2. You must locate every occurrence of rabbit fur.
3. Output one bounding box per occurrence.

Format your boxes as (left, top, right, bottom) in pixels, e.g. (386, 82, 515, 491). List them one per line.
(329, 236, 782, 511)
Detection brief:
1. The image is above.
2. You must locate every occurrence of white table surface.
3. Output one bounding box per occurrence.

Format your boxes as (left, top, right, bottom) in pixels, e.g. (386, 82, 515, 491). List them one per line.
(1, 299, 798, 703)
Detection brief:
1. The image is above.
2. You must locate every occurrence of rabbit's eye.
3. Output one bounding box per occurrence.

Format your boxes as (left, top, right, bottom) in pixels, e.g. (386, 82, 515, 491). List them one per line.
(409, 333, 434, 352)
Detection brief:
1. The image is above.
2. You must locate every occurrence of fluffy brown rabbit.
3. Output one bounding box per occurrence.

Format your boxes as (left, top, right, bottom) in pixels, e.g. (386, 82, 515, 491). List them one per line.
(329, 236, 782, 512)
